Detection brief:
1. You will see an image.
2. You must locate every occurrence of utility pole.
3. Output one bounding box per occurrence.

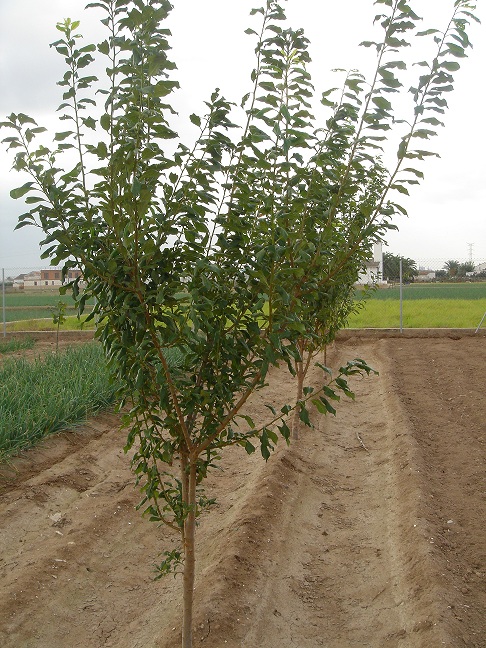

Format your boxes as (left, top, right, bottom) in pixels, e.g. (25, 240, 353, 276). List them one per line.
(2, 268, 6, 338)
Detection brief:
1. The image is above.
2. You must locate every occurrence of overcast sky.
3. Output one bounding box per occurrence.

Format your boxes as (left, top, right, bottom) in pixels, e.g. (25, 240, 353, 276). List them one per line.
(1, 0, 484, 272)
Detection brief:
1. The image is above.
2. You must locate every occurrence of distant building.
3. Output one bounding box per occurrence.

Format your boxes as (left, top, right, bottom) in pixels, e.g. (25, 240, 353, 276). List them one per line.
(40, 269, 63, 287)
(356, 243, 385, 285)
(416, 270, 436, 282)
(18, 271, 41, 289)
(14, 269, 83, 289)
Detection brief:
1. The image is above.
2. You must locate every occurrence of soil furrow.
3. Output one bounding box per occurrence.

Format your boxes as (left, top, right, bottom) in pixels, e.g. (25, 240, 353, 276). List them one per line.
(0, 334, 484, 647)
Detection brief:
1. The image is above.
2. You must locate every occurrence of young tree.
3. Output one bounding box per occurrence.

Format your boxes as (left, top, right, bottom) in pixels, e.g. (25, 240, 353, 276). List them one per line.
(1, 0, 477, 645)
(49, 299, 67, 352)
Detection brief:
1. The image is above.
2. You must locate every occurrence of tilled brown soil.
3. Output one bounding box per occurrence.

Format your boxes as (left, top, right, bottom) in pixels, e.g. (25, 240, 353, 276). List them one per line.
(0, 334, 484, 647)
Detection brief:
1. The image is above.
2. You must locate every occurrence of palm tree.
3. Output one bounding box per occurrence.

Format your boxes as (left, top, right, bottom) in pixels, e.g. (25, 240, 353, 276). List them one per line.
(444, 260, 460, 278)
(383, 252, 418, 283)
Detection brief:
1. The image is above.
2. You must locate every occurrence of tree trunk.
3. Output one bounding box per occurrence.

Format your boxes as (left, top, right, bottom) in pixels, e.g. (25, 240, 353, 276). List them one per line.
(182, 458, 197, 648)
(291, 360, 304, 440)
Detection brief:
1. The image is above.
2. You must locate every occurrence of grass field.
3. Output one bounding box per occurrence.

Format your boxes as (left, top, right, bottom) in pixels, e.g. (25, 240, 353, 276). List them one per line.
(5, 315, 95, 332)
(348, 298, 486, 328)
(0, 342, 119, 459)
(349, 282, 486, 328)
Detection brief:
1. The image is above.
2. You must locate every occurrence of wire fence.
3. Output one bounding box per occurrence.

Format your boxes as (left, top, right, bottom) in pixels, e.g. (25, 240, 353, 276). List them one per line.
(1, 266, 89, 336)
(383, 257, 486, 283)
(1, 260, 486, 336)
(356, 257, 486, 331)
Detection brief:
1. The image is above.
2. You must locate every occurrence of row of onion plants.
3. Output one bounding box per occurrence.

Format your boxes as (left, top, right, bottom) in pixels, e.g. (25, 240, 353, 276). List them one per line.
(0, 342, 120, 460)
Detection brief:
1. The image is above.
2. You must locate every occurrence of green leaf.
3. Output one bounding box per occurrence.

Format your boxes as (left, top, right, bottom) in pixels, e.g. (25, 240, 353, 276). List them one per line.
(100, 114, 111, 131)
(403, 167, 424, 178)
(319, 398, 336, 416)
(397, 139, 408, 160)
(440, 61, 460, 72)
(391, 183, 409, 195)
(54, 131, 74, 142)
(416, 29, 440, 36)
(446, 43, 466, 58)
(315, 362, 332, 378)
(98, 40, 110, 55)
(298, 405, 312, 427)
(372, 96, 392, 110)
(131, 176, 142, 197)
(323, 385, 340, 401)
(10, 182, 35, 199)
(245, 441, 256, 454)
(17, 113, 37, 126)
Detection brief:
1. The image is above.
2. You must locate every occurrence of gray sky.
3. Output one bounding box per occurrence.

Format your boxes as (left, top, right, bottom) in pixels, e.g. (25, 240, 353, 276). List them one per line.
(1, 0, 484, 272)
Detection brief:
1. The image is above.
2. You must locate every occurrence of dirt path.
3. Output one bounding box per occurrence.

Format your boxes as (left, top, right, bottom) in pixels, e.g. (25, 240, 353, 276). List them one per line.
(0, 336, 484, 647)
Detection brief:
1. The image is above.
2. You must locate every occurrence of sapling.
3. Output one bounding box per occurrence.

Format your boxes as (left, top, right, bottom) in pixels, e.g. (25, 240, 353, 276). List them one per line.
(49, 299, 67, 352)
(1, 1, 477, 645)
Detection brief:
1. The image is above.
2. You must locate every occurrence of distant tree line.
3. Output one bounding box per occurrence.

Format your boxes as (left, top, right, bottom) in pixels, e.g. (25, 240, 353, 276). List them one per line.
(436, 260, 476, 279)
(383, 253, 484, 282)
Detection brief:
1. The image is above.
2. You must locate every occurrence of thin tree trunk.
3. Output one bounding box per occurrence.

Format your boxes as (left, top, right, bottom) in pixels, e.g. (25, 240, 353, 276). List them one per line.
(291, 360, 304, 440)
(182, 457, 197, 648)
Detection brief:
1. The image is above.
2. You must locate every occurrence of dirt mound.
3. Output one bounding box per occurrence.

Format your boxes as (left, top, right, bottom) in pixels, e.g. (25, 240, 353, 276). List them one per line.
(0, 336, 484, 647)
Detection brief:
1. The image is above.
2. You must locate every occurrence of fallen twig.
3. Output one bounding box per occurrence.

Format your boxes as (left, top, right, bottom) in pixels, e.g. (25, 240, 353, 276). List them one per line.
(356, 431, 370, 452)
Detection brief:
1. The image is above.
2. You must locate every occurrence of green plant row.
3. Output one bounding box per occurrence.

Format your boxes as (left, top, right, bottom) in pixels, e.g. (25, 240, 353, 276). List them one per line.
(2, 292, 94, 308)
(347, 298, 486, 328)
(0, 342, 119, 460)
(2, 307, 86, 323)
(0, 337, 35, 355)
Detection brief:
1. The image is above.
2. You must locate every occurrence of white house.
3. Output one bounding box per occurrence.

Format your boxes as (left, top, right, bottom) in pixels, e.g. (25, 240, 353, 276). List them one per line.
(356, 242, 384, 285)
(416, 270, 436, 282)
(18, 271, 41, 288)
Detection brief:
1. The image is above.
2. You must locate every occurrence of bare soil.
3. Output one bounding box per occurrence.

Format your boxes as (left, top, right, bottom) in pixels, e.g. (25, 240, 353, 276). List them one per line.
(0, 333, 484, 647)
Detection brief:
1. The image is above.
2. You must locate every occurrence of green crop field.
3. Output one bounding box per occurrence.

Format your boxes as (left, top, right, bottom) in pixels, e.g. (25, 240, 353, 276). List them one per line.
(356, 282, 486, 301)
(3, 308, 72, 322)
(0, 342, 119, 459)
(4, 291, 78, 307)
(0, 337, 35, 355)
(2, 290, 94, 324)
